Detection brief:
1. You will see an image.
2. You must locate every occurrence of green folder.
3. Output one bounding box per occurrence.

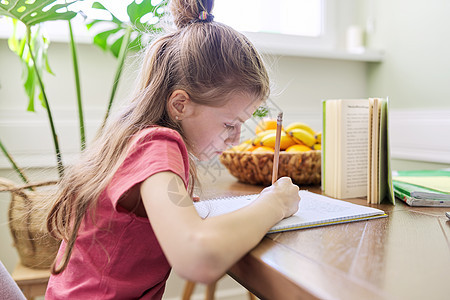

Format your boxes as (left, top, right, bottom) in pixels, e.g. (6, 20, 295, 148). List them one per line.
(393, 170, 450, 206)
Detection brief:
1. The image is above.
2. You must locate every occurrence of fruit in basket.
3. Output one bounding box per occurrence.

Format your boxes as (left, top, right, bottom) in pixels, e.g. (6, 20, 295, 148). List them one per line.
(219, 150, 321, 186)
(251, 129, 276, 146)
(284, 122, 316, 136)
(252, 146, 275, 153)
(255, 119, 281, 134)
(220, 119, 321, 185)
(315, 132, 322, 144)
(229, 120, 321, 153)
(287, 128, 316, 147)
(260, 132, 296, 150)
(229, 139, 253, 152)
(285, 144, 312, 153)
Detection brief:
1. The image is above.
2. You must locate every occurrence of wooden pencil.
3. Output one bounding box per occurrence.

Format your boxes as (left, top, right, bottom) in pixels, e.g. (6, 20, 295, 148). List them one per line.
(272, 112, 283, 184)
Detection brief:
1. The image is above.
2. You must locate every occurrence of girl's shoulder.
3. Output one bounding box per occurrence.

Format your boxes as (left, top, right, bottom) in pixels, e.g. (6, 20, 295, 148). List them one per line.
(127, 126, 188, 157)
(133, 126, 184, 144)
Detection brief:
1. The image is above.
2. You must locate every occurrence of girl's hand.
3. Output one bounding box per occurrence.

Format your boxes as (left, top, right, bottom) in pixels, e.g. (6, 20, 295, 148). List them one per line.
(259, 177, 301, 219)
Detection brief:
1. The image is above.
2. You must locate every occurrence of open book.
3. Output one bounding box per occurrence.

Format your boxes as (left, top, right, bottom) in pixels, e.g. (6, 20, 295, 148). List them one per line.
(393, 169, 450, 206)
(194, 191, 386, 233)
(321, 98, 394, 204)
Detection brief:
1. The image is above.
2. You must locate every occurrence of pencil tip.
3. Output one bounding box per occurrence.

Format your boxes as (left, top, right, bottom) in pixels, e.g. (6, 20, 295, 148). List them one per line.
(277, 112, 283, 122)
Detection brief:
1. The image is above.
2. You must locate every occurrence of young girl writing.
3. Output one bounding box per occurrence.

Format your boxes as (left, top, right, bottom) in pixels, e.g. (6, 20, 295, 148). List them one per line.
(45, 0, 301, 298)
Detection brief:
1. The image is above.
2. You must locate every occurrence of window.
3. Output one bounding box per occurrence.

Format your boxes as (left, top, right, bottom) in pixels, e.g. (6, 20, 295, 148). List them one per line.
(0, 0, 336, 55)
(214, 0, 323, 37)
(214, 0, 336, 55)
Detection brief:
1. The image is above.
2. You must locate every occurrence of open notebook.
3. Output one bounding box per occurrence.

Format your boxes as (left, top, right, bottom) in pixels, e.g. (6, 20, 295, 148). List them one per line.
(194, 191, 387, 234)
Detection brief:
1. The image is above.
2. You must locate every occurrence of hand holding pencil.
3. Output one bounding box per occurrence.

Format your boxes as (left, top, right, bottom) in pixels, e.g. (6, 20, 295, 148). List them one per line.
(264, 112, 301, 218)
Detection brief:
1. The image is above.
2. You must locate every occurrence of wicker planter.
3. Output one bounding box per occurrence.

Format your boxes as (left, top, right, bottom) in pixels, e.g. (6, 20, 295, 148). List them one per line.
(0, 178, 61, 269)
(220, 150, 321, 186)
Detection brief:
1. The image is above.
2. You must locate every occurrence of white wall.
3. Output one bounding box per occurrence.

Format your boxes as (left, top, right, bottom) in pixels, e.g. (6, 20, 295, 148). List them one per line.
(365, 0, 450, 165)
(367, 0, 450, 109)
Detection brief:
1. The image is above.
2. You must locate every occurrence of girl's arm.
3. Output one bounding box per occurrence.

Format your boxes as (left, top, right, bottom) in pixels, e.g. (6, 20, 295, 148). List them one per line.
(141, 171, 300, 284)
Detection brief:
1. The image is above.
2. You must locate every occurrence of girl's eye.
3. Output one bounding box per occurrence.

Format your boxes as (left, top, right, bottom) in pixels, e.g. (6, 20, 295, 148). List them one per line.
(224, 123, 235, 131)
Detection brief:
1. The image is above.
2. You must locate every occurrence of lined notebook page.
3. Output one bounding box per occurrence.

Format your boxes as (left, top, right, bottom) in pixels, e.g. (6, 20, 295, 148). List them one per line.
(194, 191, 386, 233)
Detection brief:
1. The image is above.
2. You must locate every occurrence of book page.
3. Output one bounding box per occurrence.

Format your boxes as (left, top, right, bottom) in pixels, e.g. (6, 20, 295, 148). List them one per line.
(321, 100, 327, 192)
(194, 191, 386, 233)
(377, 99, 389, 203)
(272, 191, 385, 232)
(340, 100, 370, 198)
(323, 100, 338, 196)
(371, 99, 380, 203)
(367, 99, 374, 203)
(385, 98, 395, 204)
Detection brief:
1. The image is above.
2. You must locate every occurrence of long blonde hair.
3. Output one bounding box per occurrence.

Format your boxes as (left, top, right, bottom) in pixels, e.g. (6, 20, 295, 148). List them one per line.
(47, 0, 270, 274)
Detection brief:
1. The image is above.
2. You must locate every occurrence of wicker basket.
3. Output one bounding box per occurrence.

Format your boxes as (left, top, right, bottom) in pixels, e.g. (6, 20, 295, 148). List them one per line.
(0, 178, 61, 269)
(220, 150, 321, 186)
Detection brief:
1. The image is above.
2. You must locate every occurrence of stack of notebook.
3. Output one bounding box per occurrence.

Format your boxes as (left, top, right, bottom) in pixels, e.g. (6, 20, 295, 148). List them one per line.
(392, 170, 450, 207)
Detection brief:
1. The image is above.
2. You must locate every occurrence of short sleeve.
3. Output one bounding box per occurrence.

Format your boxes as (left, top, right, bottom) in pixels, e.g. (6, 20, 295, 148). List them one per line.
(105, 127, 190, 211)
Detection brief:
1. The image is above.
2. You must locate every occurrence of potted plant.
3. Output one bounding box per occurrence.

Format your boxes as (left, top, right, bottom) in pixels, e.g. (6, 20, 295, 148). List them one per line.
(0, 0, 166, 269)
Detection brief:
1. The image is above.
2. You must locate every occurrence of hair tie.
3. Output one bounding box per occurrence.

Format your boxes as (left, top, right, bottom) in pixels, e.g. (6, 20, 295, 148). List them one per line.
(198, 10, 213, 21)
(199, 11, 208, 20)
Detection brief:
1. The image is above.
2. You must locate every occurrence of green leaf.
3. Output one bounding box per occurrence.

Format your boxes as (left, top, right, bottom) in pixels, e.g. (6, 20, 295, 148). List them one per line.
(7, 18, 20, 52)
(44, 50, 54, 75)
(109, 34, 124, 58)
(8, 32, 20, 53)
(24, 63, 36, 112)
(93, 27, 121, 51)
(253, 106, 269, 118)
(85, 18, 103, 30)
(0, 0, 80, 27)
(38, 89, 45, 108)
(127, 35, 141, 52)
(127, 0, 156, 26)
(91, 2, 122, 25)
(87, 0, 167, 57)
(7, 19, 53, 112)
(128, 0, 165, 32)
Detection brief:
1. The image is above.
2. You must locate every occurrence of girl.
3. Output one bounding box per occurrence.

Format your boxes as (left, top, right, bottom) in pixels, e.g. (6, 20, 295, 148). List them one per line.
(45, 0, 301, 298)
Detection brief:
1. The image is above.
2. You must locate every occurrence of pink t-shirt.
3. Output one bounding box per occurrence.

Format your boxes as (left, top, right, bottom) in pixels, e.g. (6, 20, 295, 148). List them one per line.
(46, 127, 190, 299)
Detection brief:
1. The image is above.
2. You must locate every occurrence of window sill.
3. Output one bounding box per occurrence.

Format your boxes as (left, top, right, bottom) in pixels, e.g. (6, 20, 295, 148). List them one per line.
(257, 46, 384, 62)
(241, 31, 384, 62)
(0, 19, 384, 63)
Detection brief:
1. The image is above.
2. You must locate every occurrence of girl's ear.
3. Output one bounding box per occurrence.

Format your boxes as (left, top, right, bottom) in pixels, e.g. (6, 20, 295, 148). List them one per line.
(168, 90, 193, 120)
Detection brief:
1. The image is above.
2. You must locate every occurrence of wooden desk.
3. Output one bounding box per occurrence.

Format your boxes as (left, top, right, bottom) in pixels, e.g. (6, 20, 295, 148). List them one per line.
(12, 263, 50, 300)
(199, 173, 450, 300)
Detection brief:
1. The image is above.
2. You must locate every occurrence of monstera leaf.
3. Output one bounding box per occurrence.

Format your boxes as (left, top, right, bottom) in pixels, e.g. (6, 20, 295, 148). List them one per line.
(87, 0, 165, 58)
(0, 0, 78, 26)
(86, 0, 167, 126)
(2, 0, 80, 111)
(7, 18, 52, 112)
(1, 0, 81, 178)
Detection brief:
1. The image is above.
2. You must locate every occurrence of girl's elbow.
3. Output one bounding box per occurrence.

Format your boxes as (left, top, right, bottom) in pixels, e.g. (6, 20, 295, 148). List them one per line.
(174, 265, 223, 284)
(172, 231, 225, 283)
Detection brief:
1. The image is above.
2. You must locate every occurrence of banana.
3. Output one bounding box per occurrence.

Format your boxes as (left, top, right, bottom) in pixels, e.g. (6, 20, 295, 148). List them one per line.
(259, 133, 278, 148)
(252, 129, 276, 146)
(312, 143, 322, 150)
(260, 132, 296, 150)
(230, 139, 252, 152)
(288, 128, 316, 147)
(284, 122, 315, 136)
(315, 132, 322, 144)
(241, 139, 252, 145)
